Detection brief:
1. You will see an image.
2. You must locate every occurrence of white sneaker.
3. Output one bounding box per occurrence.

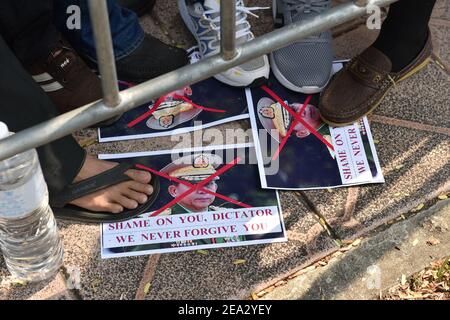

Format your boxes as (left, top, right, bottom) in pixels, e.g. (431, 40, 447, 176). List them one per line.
(178, 0, 270, 87)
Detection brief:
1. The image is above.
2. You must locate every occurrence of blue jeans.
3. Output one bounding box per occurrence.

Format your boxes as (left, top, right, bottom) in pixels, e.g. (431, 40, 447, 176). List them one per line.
(53, 0, 144, 62)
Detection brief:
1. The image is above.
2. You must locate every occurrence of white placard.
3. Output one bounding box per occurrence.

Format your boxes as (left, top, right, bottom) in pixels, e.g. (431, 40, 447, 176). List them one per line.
(330, 124, 372, 184)
(102, 206, 281, 249)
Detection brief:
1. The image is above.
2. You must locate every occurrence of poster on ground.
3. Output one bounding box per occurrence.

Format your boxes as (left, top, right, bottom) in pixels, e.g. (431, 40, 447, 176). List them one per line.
(246, 64, 384, 190)
(98, 48, 249, 142)
(99, 143, 286, 258)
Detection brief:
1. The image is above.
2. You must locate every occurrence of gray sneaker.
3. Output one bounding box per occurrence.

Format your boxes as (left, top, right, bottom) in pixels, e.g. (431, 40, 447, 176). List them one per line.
(178, 0, 270, 87)
(270, 0, 333, 93)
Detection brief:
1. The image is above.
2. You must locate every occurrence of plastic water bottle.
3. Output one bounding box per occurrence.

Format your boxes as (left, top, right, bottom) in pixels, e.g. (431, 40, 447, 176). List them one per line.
(0, 122, 63, 282)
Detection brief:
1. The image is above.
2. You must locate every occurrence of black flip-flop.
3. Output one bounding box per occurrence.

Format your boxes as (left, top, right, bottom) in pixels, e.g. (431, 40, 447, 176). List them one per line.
(50, 163, 159, 223)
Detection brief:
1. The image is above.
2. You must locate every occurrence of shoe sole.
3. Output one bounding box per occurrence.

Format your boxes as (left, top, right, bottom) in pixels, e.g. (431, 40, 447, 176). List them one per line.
(319, 56, 432, 127)
(270, 0, 332, 94)
(214, 74, 268, 87)
(249, 77, 269, 88)
(178, 0, 269, 87)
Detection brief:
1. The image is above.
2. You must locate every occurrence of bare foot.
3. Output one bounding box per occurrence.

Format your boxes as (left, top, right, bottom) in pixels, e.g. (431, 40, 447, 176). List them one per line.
(70, 155, 153, 213)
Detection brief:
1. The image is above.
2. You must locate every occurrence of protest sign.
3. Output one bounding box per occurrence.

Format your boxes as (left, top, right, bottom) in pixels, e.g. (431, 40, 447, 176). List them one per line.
(99, 144, 286, 258)
(98, 48, 249, 142)
(246, 64, 384, 190)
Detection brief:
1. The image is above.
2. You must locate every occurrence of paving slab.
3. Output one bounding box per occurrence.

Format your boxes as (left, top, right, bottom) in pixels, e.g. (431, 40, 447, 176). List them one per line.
(148, 0, 196, 49)
(0, 220, 152, 300)
(332, 23, 380, 60)
(79, 120, 252, 156)
(329, 122, 450, 240)
(0, 258, 73, 300)
(430, 0, 450, 68)
(430, 19, 450, 69)
(2, 0, 448, 301)
(138, 15, 172, 46)
(262, 199, 450, 300)
(245, 0, 275, 38)
(432, 0, 450, 20)
(142, 191, 337, 300)
(301, 189, 349, 224)
(374, 61, 450, 128)
(56, 220, 149, 300)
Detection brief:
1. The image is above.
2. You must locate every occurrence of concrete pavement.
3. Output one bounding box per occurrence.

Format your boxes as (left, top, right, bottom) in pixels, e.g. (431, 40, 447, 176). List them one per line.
(1, 0, 448, 300)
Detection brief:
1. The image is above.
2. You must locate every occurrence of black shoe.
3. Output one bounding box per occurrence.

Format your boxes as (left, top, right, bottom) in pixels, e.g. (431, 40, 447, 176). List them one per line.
(117, 0, 156, 17)
(115, 34, 189, 84)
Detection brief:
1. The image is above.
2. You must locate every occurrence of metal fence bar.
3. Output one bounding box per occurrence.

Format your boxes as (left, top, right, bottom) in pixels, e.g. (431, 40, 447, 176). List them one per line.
(221, 0, 237, 60)
(0, 0, 398, 161)
(87, 0, 121, 107)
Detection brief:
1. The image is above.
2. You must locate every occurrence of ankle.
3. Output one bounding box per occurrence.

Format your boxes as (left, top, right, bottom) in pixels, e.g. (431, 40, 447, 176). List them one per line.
(372, 30, 429, 72)
(74, 156, 116, 183)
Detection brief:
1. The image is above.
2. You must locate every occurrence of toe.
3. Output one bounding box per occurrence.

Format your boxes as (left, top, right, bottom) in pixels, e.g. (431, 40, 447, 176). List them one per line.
(84, 198, 124, 214)
(116, 195, 139, 210)
(126, 169, 152, 184)
(129, 181, 154, 195)
(107, 203, 124, 214)
(122, 189, 148, 204)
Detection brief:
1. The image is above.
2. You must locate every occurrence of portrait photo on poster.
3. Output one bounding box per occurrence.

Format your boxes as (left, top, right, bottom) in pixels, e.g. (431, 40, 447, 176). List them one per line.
(98, 48, 249, 142)
(246, 62, 384, 190)
(99, 143, 287, 259)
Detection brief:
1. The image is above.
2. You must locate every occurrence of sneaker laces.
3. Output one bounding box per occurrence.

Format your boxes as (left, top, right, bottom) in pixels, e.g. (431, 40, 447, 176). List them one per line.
(187, 47, 202, 63)
(201, 0, 269, 45)
(282, 0, 329, 20)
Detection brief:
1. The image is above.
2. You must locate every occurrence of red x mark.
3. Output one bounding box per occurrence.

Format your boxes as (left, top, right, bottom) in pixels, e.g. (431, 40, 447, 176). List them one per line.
(127, 93, 226, 128)
(272, 94, 313, 161)
(135, 157, 244, 217)
(135, 163, 251, 209)
(260, 85, 335, 160)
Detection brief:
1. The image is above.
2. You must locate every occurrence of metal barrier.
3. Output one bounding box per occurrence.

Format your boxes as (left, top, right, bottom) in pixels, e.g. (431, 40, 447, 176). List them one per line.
(0, 0, 398, 161)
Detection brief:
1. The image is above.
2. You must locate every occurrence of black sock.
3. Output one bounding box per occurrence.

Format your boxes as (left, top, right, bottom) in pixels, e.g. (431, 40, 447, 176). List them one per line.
(372, 0, 436, 72)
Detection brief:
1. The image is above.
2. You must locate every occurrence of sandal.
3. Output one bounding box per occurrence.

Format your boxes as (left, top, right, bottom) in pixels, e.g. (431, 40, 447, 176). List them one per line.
(50, 163, 160, 223)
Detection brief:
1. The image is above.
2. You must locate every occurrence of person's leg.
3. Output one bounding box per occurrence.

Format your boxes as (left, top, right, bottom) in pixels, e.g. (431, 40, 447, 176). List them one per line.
(0, 35, 153, 214)
(54, 0, 144, 62)
(54, 0, 189, 84)
(319, 0, 436, 126)
(0, 35, 85, 195)
(0, 0, 59, 67)
(0, 0, 105, 114)
(372, 0, 436, 72)
(117, 0, 156, 17)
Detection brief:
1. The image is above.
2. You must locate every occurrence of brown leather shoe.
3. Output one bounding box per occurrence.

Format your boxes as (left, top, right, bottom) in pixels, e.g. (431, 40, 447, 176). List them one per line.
(319, 35, 432, 127)
(27, 38, 103, 114)
(27, 38, 121, 127)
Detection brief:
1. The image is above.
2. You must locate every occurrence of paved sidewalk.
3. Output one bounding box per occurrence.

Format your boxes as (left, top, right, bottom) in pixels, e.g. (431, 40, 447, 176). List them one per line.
(0, 0, 449, 300)
(261, 199, 450, 300)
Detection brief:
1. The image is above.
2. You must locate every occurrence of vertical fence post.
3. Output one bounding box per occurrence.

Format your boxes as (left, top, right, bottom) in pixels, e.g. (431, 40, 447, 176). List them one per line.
(87, 0, 121, 107)
(220, 0, 237, 60)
